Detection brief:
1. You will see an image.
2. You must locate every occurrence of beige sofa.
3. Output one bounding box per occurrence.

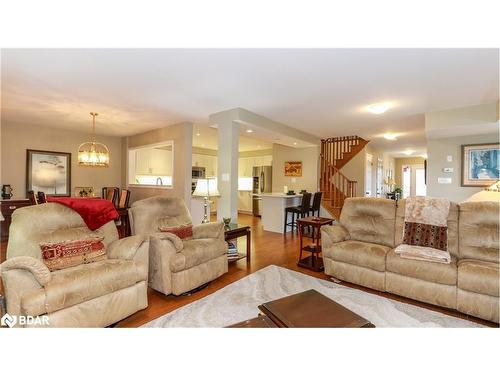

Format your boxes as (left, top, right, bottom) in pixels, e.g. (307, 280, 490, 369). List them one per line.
(0, 203, 149, 327)
(129, 196, 228, 296)
(322, 197, 499, 323)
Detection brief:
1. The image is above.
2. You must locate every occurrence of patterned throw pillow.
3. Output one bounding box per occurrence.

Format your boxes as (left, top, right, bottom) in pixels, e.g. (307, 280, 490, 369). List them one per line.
(40, 237, 106, 271)
(158, 224, 193, 240)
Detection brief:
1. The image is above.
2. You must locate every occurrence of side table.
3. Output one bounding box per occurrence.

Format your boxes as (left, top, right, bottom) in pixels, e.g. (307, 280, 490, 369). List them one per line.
(224, 224, 251, 263)
(297, 216, 333, 272)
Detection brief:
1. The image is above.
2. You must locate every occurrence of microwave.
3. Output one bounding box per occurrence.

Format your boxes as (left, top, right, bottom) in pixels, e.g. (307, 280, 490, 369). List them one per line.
(192, 166, 206, 179)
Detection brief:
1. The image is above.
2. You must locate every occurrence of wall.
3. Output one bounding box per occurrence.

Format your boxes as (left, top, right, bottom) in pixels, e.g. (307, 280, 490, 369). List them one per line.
(340, 148, 366, 197)
(427, 133, 499, 202)
(1, 122, 123, 198)
(126, 122, 193, 204)
(272, 144, 319, 193)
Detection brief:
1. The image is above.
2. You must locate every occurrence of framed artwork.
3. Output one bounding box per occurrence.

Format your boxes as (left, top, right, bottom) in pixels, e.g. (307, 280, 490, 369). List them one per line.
(284, 161, 302, 177)
(26, 149, 71, 196)
(461, 143, 499, 187)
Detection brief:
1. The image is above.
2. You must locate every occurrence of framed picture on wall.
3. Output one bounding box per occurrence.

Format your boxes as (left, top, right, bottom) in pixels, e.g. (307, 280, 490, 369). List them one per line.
(26, 149, 72, 196)
(461, 143, 499, 187)
(284, 161, 302, 177)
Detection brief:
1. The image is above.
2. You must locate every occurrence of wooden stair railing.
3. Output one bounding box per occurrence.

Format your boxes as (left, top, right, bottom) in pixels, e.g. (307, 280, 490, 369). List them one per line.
(320, 158, 357, 215)
(321, 136, 369, 169)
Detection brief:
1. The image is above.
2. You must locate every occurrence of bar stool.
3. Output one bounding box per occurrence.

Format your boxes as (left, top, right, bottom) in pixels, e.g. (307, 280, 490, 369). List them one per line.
(284, 193, 312, 233)
(309, 192, 322, 217)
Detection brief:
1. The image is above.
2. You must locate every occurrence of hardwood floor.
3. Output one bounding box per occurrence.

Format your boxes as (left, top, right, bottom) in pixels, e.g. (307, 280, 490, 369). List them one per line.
(1, 214, 497, 327)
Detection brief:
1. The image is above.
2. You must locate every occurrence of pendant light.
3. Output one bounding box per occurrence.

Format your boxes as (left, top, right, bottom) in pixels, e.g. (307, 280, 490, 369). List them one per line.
(78, 112, 110, 167)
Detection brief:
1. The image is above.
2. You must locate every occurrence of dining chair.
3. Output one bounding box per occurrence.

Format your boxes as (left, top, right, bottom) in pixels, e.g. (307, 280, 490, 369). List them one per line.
(37, 191, 47, 203)
(102, 187, 119, 206)
(27, 190, 38, 205)
(118, 189, 131, 209)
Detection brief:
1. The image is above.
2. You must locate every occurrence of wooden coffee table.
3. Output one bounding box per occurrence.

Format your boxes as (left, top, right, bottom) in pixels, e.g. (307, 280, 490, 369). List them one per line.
(228, 289, 374, 328)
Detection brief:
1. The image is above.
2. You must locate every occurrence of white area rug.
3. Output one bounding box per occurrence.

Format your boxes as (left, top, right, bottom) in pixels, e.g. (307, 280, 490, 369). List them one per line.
(142, 265, 481, 328)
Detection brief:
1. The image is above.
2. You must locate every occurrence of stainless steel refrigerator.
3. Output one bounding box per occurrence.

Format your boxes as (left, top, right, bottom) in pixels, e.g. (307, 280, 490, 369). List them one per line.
(252, 166, 273, 216)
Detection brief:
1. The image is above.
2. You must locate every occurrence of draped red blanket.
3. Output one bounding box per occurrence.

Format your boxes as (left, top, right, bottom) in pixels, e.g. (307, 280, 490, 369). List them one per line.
(46, 197, 119, 231)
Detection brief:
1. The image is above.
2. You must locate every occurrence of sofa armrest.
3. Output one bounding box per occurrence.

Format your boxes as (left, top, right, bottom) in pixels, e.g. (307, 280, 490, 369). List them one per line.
(192, 222, 224, 241)
(150, 232, 184, 252)
(1, 256, 51, 286)
(107, 235, 150, 282)
(0, 256, 51, 316)
(107, 235, 148, 260)
(321, 224, 350, 248)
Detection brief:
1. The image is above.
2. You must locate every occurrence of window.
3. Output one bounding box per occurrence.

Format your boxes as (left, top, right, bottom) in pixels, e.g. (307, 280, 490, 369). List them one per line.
(415, 168, 427, 196)
(128, 141, 174, 188)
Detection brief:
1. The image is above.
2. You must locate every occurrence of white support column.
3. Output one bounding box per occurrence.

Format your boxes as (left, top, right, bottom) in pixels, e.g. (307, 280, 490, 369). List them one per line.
(215, 118, 239, 222)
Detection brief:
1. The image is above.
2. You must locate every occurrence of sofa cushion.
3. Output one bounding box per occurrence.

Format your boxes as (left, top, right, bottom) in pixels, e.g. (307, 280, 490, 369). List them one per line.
(21, 259, 140, 316)
(386, 249, 457, 285)
(323, 240, 390, 272)
(459, 202, 499, 263)
(170, 239, 227, 273)
(458, 259, 499, 297)
(339, 198, 396, 248)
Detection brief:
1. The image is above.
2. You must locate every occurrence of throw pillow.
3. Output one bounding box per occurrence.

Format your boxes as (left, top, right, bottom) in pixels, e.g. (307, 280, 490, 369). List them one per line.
(40, 236, 106, 271)
(158, 224, 193, 240)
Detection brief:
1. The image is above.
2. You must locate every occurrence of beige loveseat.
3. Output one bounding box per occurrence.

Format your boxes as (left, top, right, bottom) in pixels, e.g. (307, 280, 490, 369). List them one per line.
(0, 203, 149, 327)
(129, 196, 228, 296)
(322, 197, 499, 323)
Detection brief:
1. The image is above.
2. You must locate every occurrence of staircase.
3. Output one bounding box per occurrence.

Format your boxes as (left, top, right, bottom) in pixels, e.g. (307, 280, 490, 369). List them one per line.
(320, 136, 369, 219)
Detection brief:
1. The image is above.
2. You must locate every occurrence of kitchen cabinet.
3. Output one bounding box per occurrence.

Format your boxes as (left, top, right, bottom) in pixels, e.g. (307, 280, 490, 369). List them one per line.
(238, 155, 272, 177)
(135, 148, 172, 176)
(192, 153, 217, 177)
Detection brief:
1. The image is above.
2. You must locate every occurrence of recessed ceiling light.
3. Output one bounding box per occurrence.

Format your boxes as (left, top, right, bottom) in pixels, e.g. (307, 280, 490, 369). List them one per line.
(257, 145, 261, 148)
(403, 150, 413, 156)
(367, 102, 392, 114)
(383, 133, 398, 141)
(246, 129, 254, 133)
(293, 142, 297, 146)
(196, 132, 201, 136)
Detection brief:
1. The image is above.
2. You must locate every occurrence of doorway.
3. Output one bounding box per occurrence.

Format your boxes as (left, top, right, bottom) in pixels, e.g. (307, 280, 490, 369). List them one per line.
(402, 164, 426, 197)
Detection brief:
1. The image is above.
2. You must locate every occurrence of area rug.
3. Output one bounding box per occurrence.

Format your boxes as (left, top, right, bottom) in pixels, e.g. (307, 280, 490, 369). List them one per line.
(142, 265, 481, 328)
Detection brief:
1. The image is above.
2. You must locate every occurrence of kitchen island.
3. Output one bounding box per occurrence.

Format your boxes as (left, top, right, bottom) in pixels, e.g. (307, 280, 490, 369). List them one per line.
(254, 193, 302, 233)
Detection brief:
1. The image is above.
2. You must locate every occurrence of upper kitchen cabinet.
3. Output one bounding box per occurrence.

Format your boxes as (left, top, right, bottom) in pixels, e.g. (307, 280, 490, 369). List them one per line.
(128, 141, 174, 187)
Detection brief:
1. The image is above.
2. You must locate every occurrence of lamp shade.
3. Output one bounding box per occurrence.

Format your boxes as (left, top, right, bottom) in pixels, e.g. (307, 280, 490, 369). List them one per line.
(192, 178, 220, 197)
(485, 180, 500, 192)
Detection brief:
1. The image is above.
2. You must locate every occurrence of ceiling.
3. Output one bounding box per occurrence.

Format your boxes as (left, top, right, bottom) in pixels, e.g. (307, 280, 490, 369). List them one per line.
(1, 49, 498, 155)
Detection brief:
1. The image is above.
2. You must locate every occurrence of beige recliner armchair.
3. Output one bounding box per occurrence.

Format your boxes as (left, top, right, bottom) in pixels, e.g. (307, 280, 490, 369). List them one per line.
(129, 196, 228, 296)
(0, 203, 149, 327)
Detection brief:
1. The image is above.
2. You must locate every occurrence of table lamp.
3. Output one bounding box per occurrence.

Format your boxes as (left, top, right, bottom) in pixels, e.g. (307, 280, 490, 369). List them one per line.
(192, 177, 220, 223)
(485, 180, 500, 192)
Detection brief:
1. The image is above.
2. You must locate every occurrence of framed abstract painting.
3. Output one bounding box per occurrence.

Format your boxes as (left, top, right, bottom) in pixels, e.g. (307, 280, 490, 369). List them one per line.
(461, 143, 499, 187)
(26, 149, 72, 196)
(284, 161, 302, 177)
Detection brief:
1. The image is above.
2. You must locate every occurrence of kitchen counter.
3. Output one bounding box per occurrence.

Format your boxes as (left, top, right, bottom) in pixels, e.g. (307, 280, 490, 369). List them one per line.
(256, 193, 303, 233)
(253, 193, 302, 198)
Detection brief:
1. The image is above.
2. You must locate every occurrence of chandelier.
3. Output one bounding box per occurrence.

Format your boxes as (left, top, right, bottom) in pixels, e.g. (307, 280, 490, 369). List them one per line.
(78, 112, 110, 167)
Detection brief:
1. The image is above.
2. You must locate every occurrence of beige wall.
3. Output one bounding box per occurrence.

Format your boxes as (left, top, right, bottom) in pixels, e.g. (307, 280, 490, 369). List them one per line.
(341, 148, 366, 197)
(272, 144, 319, 193)
(427, 133, 499, 202)
(394, 157, 426, 187)
(126, 122, 193, 204)
(0, 122, 123, 198)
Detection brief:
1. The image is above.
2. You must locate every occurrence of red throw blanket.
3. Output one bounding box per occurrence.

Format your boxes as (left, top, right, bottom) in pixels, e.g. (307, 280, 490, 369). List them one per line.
(47, 197, 119, 231)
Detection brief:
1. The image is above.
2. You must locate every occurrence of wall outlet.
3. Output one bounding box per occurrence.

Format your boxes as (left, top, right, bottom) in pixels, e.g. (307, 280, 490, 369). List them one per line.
(446, 155, 453, 162)
(222, 173, 230, 182)
(443, 167, 454, 173)
(438, 177, 452, 184)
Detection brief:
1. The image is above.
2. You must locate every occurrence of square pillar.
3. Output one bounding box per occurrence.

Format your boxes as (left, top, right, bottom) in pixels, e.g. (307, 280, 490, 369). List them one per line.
(216, 119, 239, 222)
